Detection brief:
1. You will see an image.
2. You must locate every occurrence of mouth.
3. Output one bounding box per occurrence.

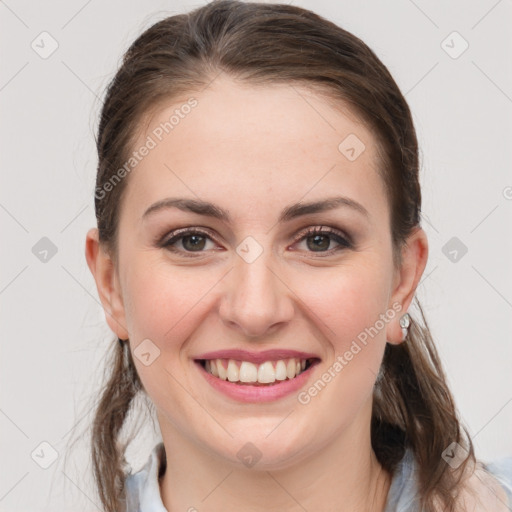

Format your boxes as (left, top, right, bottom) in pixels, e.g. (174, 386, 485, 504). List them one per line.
(193, 353, 321, 402)
(196, 357, 319, 386)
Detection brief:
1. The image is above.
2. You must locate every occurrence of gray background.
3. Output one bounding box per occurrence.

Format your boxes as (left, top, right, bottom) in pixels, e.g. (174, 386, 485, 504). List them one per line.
(1, 0, 511, 510)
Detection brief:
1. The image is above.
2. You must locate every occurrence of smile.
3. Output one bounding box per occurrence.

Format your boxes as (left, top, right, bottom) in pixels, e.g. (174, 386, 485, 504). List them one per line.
(199, 357, 314, 385)
(193, 350, 321, 402)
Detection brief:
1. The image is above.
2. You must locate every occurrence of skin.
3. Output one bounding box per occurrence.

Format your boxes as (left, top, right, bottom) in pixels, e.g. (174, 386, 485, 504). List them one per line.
(86, 74, 429, 511)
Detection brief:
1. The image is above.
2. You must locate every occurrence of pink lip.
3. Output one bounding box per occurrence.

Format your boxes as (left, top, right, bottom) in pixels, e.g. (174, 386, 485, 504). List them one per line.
(193, 349, 319, 365)
(194, 357, 320, 403)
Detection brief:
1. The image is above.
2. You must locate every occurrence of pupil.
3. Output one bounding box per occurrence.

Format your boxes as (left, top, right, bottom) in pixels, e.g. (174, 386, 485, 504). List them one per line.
(308, 234, 329, 251)
(184, 235, 205, 251)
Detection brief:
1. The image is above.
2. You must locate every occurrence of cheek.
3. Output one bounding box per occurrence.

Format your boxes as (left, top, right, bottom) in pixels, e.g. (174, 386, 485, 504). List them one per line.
(286, 261, 393, 438)
(123, 246, 393, 356)
(122, 258, 222, 420)
(123, 260, 216, 344)
(294, 259, 393, 351)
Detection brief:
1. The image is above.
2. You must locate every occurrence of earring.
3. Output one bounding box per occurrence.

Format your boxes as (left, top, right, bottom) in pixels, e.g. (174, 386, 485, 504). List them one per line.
(399, 313, 411, 340)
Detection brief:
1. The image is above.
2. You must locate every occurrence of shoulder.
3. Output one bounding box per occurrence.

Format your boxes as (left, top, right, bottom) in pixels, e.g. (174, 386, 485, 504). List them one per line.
(386, 448, 512, 512)
(447, 456, 512, 512)
(123, 442, 167, 512)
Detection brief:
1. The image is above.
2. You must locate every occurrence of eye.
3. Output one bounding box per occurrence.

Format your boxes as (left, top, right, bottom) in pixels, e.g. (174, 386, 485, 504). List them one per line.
(161, 228, 218, 256)
(292, 226, 352, 255)
(159, 225, 352, 258)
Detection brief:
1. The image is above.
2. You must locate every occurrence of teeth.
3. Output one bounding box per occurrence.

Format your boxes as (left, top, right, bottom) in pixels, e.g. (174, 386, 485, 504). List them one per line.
(227, 360, 239, 382)
(258, 361, 276, 383)
(217, 360, 227, 380)
(203, 357, 310, 384)
(286, 359, 296, 379)
(275, 360, 287, 380)
(239, 361, 258, 383)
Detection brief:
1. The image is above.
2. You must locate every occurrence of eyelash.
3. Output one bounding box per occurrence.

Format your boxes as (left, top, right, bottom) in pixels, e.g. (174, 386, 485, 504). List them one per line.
(159, 226, 352, 258)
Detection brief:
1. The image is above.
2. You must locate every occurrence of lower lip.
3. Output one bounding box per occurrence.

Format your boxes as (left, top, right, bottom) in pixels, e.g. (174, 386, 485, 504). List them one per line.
(195, 361, 318, 402)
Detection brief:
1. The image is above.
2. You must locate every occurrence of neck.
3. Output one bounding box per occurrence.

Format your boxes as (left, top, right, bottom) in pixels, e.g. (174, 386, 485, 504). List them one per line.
(158, 404, 392, 512)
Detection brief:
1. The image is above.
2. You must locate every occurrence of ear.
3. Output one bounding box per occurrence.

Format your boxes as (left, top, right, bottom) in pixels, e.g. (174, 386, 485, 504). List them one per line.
(386, 227, 428, 345)
(85, 228, 129, 340)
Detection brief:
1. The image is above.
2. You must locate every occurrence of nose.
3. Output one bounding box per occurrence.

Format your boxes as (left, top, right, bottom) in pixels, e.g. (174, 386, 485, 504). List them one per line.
(218, 249, 295, 339)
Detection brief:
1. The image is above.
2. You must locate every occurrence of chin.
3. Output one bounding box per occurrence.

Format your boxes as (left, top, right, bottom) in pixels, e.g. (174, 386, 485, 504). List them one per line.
(209, 428, 314, 471)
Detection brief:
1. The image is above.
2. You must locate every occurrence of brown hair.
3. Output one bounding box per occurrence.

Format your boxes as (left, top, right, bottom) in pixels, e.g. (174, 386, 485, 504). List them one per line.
(89, 1, 476, 510)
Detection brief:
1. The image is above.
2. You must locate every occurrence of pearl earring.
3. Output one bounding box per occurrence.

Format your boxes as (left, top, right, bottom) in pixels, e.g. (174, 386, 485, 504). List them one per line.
(399, 313, 411, 340)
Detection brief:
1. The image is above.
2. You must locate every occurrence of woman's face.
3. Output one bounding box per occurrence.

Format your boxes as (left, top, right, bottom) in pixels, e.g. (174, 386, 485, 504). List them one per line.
(89, 74, 426, 468)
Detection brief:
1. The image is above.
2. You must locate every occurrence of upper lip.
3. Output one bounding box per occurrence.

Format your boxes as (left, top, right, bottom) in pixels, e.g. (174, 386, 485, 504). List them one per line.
(194, 349, 320, 365)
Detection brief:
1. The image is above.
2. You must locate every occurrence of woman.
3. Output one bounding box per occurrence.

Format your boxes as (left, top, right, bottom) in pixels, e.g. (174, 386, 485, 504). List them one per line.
(84, 1, 512, 510)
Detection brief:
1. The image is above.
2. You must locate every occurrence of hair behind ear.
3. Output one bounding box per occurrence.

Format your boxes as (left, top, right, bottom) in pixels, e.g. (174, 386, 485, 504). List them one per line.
(372, 298, 475, 511)
(90, 339, 143, 512)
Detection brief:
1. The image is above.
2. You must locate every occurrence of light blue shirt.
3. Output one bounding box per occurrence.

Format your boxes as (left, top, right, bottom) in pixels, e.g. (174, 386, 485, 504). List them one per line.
(124, 442, 512, 511)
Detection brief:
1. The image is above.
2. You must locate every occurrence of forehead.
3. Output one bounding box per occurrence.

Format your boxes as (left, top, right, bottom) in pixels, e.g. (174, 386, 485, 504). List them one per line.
(122, 75, 386, 221)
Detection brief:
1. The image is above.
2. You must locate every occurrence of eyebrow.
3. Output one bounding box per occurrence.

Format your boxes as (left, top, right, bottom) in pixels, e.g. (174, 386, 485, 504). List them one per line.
(142, 196, 369, 223)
